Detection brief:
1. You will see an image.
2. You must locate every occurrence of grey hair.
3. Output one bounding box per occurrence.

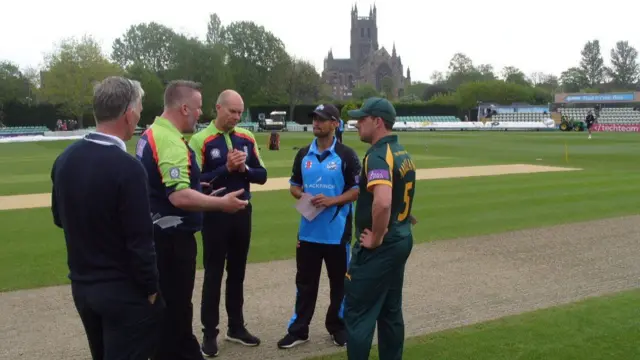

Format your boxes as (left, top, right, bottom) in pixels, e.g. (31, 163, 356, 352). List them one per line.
(93, 76, 145, 123)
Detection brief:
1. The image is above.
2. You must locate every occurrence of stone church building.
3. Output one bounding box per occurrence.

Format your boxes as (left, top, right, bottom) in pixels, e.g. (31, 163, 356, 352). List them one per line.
(322, 4, 411, 100)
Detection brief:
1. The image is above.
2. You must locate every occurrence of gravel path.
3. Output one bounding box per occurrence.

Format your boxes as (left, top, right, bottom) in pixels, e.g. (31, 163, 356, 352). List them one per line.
(1, 215, 638, 360)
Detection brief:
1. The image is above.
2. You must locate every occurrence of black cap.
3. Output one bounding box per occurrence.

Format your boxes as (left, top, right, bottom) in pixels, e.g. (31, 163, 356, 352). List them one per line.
(309, 104, 340, 121)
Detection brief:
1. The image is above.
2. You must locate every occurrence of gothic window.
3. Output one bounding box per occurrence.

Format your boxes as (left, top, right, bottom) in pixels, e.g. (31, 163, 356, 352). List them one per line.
(361, 28, 364, 37)
(367, 28, 371, 38)
(348, 75, 354, 88)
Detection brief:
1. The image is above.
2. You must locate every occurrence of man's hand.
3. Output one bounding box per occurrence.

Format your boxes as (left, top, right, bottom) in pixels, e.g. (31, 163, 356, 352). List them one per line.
(226, 150, 246, 172)
(359, 228, 388, 249)
(219, 189, 248, 213)
(148, 293, 157, 305)
(310, 194, 336, 208)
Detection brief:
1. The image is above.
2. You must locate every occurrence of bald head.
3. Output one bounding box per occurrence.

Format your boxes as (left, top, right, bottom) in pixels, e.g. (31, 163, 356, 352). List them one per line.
(215, 89, 245, 132)
(216, 89, 243, 107)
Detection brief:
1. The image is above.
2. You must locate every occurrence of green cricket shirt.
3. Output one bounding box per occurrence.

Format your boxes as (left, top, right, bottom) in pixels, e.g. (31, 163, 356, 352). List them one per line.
(355, 135, 416, 243)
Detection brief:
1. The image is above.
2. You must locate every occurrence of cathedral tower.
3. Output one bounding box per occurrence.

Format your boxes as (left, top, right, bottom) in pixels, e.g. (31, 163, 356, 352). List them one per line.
(350, 3, 379, 67)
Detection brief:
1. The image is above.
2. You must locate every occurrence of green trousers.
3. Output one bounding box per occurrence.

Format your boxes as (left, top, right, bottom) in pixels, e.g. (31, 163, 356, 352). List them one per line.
(344, 237, 413, 360)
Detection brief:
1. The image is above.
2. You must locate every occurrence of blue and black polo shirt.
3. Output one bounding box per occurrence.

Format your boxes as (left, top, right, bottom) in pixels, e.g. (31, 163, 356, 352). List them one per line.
(289, 136, 361, 245)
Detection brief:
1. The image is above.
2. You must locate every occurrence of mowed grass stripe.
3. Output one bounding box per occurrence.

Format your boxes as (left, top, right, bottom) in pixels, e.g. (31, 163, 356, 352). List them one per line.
(0, 164, 581, 211)
(1, 168, 638, 292)
(309, 289, 640, 360)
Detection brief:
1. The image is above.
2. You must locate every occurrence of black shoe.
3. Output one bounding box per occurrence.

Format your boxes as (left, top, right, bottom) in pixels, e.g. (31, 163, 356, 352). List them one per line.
(201, 333, 219, 357)
(277, 333, 310, 349)
(226, 327, 261, 346)
(331, 330, 347, 347)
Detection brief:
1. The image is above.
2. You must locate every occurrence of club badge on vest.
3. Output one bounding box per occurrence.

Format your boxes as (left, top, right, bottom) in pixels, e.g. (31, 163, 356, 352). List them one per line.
(210, 148, 221, 159)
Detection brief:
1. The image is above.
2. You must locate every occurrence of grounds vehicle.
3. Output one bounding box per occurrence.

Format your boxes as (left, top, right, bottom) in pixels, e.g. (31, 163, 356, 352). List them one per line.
(559, 116, 586, 131)
(258, 111, 286, 131)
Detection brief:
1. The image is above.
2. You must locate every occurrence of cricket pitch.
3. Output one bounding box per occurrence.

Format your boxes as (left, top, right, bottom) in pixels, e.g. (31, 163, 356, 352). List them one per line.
(0, 164, 581, 211)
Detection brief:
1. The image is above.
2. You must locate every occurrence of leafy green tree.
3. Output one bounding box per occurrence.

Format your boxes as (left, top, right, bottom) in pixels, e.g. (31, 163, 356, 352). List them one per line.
(284, 57, 322, 120)
(502, 66, 530, 86)
(559, 67, 587, 93)
(341, 101, 359, 120)
(220, 21, 290, 105)
(579, 40, 606, 87)
(40, 35, 123, 127)
(0, 61, 31, 105)
(206, 13, 223, 45)
(111, 22, 179, 73)
(167, 36, 234, 118)
(125, 63, 165, 125)
(608, 41, 639, 89)
(352, 84, 379, 100)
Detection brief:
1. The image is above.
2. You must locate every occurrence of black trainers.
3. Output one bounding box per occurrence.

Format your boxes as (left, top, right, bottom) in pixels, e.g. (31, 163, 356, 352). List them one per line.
(226, 327, 261, 346)
(201, 333, 219, 357)
(277, 333, 310, 349)
(331, 330, 347, 347)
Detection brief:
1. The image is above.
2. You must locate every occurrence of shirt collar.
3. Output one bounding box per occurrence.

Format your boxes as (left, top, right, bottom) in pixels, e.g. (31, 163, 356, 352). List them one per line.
(209, 121, 235, 135)
(366, 134, 397, 155)
(309, 136, 337, 155)
(84, 132, 127, 151)
(153, 116, 184, 138)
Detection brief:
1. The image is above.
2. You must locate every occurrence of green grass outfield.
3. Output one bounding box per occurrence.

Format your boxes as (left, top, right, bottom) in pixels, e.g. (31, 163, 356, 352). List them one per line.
(0, 131, 639, 359)
(309, 288, 640, 360)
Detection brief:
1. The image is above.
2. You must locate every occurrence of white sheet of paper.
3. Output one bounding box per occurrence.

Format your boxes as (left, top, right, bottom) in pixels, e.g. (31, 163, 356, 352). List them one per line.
(295, 193, 323, 221)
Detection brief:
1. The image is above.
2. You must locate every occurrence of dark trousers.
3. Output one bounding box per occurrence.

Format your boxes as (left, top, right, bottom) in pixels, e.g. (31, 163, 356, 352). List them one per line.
(201, 204, 253, 336)
(344, 237, 413, 360)
(152, 230, 203, 360)
(71, 280, 163, 360)
(287, 240, 350, 338)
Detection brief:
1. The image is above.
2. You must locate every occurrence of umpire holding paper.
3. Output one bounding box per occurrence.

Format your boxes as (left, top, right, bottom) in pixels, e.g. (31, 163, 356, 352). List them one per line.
(277, 103, 361, 349)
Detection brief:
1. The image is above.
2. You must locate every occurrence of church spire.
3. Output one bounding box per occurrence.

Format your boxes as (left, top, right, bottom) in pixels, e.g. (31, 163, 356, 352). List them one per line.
(392, 42, 397, 57)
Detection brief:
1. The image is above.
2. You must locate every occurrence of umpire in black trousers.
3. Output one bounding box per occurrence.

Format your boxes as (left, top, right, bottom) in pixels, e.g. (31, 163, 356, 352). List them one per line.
(50, 76, 163, 360)
(190, 90, 267, 357)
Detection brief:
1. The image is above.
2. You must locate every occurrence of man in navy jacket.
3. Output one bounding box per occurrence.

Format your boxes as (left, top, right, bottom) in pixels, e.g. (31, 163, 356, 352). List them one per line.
(51, 76, 163, 360)
(189, 89, 267, 357)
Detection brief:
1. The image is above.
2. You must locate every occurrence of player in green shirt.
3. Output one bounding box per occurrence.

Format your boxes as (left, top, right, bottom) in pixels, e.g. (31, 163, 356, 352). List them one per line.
(345, 97, 417, 360)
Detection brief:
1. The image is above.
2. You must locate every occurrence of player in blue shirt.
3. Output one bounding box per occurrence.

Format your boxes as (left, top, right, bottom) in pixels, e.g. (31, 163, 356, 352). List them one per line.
(277, 104, 361, 349)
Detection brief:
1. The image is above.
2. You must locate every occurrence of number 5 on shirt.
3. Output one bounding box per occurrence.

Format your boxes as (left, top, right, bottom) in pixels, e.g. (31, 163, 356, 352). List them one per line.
(398, 181, 414, 222)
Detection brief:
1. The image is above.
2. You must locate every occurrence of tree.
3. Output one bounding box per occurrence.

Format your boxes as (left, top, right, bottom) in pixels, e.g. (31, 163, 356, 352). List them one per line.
(111, 22, 179, 73)
(405, 82, 429, 99)
(341, 101, 359, 120)
(608, 41, 639, 89)
(430, 71, 445, 84)
(445, 53, 492, 88)
(126, 63, 165, 125)
(167, 36, 234, 118)
(284, 58, 322, 120)
(206, 13, 223, 45)
(502, 66, 529, 86)
(40, 35, 124, 127)
(559, 67, 587, 93)
(0, 61, 31, 105)
(352, 84, 379, 100)
(220, 21, 290, 105)
(579, 40, 606, 87)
